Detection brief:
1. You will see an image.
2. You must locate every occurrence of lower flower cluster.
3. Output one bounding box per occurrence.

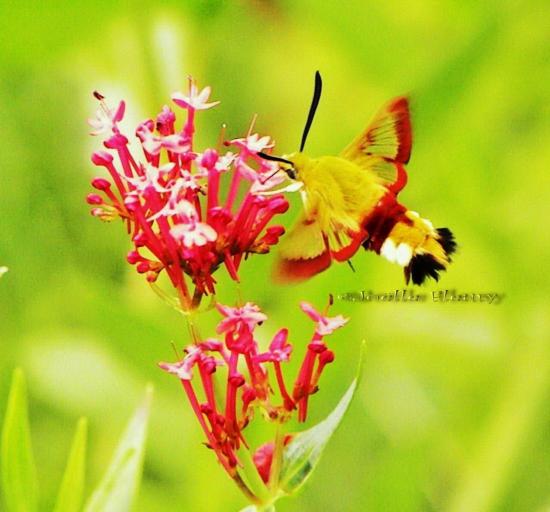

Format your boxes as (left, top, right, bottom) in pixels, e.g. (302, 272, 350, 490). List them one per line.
(159, 299, 347, 480)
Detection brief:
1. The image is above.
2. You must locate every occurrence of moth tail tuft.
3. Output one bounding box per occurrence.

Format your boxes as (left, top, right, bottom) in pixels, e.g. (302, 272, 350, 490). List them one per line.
(405, 252, 445, 285)
(436, 227, 457, 257)
(374, 211, 456, 285)
(404, 225, 456, 285)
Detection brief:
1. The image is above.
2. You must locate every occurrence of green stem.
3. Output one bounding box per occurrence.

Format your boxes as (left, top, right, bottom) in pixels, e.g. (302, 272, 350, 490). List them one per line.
(268, 422, 284, 492)
(232, 472, 260, 505)
(238, 446, 271, 505)
(187, 313, 201, 344)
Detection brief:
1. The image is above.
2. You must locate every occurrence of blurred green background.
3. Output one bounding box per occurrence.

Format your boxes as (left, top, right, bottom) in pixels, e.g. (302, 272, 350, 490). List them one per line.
(1, 1, 549, 510)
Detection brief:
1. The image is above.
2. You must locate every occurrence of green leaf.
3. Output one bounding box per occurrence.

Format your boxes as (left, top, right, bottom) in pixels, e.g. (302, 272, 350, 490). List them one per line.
(1, 368, 38, 512)
(83, 385, 153, 512)
(53, 417, 88, 512)
(279, 342, 365, 495)
(279, 378, 358, 494)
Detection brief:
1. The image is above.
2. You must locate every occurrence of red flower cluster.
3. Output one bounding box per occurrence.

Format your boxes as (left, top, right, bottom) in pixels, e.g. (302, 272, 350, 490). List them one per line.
(159, 300, 347, 479)
(87, 81, 288, 309)
(86, 80, 351, 506)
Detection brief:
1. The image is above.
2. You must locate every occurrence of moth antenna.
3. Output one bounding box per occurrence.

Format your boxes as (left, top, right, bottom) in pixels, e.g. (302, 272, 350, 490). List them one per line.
(300, 70, 322, 152)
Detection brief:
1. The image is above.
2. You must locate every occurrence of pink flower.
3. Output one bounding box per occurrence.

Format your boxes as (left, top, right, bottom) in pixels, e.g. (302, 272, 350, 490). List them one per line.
(255, 328, 292, 363)
(172, 83, 220, 111)
(293, 301, 348, 422)
(156, 105, 176, 134)
(159, 344, 223, 381)
(300, 301, 348, 336)
(136, 120, 162, 155)
(160, 133, 191, 154)
(216, 303, 267, 334)
(125, 163, 174, 194)
(88, 97, 125, 136)
(230, 133, 274, 154)
(136, 120, 191, 155)
(199, 338, 225, 353)
(171, 221, 217, 248)
(158, 345, 202, 380)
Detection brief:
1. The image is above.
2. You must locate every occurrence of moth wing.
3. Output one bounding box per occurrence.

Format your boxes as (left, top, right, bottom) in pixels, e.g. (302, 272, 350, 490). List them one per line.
(325, 216, 365, 262)
(275, 206, 365, 283)
(274, 213, 331, 283)
(340, 96, 412, 193)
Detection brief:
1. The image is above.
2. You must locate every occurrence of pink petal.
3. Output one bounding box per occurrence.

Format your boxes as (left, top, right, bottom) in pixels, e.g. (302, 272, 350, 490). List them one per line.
(113, 100, 126, 122)
(300, 302, 322, 322)
(270, 328, 289, 351)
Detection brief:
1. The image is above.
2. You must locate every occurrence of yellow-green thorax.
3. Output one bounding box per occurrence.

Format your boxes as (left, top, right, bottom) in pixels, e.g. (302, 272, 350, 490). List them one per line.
(284, 151, 387, 227)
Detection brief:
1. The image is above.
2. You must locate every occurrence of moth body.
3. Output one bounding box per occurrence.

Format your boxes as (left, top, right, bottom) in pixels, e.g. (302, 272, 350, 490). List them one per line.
(260, 72, 457, 285)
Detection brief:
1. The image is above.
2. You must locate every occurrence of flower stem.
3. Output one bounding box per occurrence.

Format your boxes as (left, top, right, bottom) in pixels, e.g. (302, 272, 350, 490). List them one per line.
(237, 445, 271, 505)
(186, 311, 202, 344)
(232, 473, 260, 505)
(268, 422, 284, 492)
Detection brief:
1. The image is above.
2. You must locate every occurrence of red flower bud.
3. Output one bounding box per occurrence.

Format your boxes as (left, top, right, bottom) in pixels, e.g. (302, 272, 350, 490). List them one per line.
(136, 261, 150, 273)
(91, 151, 113, 166)
(127, 250, 140, 264)
(86, 193, 103, 205)
(228, 372, 245, 387)
(92, 178, 111, 190)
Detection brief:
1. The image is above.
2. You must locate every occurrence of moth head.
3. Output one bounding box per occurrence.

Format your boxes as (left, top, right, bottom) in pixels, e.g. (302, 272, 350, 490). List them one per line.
(257, 152, 297, 180)
(285, 152, 311, 178)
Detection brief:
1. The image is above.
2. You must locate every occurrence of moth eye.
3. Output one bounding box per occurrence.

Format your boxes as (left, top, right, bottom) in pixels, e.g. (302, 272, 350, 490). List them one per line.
(286, 168, 297, 180)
